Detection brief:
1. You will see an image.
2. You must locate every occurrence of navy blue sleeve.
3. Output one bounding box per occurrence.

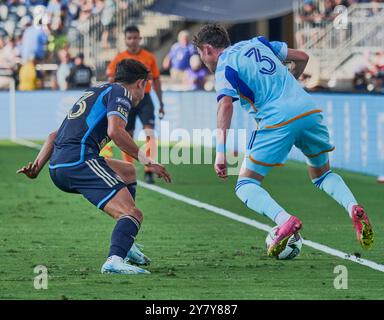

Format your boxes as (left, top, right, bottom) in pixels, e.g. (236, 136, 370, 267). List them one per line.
(105, 84, 132, 123)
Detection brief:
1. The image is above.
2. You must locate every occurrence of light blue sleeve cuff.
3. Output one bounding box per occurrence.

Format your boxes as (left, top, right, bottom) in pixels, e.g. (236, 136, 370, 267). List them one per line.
(216, 144, 226, 153)
(107, 111, 128, 123)
(216, 88, 239, 102)
(276, 42, 288, 61)
(269, 40, 288, 62)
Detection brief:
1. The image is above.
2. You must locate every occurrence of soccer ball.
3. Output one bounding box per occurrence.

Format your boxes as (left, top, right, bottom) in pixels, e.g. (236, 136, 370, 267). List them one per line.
(265, 226, 303, 260)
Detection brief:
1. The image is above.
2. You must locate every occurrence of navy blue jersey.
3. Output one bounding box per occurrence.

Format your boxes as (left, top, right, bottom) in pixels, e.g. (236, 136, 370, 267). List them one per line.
(49, 83, 132, 168)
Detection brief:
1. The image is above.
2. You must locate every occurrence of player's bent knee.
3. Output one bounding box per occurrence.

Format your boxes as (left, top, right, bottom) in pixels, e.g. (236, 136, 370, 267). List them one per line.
(305, 153, 329, 169)
(307, 160, 330, 181)
(130, 207, 143, 223)
(103, 187, 138, 219)
(113, 206, 143, 223)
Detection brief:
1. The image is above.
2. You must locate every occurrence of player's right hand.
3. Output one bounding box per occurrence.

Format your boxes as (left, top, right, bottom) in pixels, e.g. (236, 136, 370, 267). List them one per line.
(16, 162, 39, 179)
(147, 163, 172, 183)
(158, 104, 165, 120)
(215, 153, 227, 180)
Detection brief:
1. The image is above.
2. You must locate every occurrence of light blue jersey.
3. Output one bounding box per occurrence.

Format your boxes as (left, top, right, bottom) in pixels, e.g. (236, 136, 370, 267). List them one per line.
(215, 36, 320, 129)
(215, 36, 334, 176)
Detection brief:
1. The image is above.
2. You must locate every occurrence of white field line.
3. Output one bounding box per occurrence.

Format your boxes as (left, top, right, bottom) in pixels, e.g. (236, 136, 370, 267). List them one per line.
(138, 181, 384, 273)
(13, 141, 384, 273)
(11, 138, 42, 150)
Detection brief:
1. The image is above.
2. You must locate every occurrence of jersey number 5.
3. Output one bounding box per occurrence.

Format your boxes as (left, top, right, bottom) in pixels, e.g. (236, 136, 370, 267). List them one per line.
(244, 48, 276, 75)
(68, 91, 95, 119)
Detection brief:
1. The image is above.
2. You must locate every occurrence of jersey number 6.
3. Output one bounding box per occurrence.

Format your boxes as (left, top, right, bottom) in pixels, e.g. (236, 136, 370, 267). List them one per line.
(244, 48, 276, 75)
(68, 91, 95, 119)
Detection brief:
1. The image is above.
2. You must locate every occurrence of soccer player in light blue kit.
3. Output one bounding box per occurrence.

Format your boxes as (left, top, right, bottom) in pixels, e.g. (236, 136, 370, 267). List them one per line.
(193, 24, 374, 257)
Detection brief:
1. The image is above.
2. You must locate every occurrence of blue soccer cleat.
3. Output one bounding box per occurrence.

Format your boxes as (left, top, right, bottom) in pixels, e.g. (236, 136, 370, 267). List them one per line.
(125, 242, 151, 266)
(101, 255, 150, 274)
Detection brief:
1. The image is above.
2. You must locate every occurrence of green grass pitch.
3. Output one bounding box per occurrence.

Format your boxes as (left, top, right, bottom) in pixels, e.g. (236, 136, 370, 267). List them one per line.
(0, 141, 383, 299)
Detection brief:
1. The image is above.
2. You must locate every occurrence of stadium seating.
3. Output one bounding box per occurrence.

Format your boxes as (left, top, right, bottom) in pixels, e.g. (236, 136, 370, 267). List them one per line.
(294, 0, 384, 91)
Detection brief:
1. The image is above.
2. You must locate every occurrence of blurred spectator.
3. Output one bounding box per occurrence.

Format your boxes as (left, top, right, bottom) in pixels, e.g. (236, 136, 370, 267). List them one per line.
(55, 48, 72, 90)
(321, 0, 336, 21)
(0, 35, 20, 68)
(20, 12, 49, 62)
(47, 0, 61, 20)
(67, 0, 80, 24)
(78, 0, 93, 22)
(0, 36, 18, 89)
(369, 51, 384, 92)
(19, 56, 41, 90)
(371, 0, 384, 15)
(100, 0, 116, 49)
(66, 52, 93, 88)
(183, 54, 208, 91)
(353, 65, 369, 91)
(295, 0, 322, 48)
(163, 30, 196, 82)
(25, 1, 49, 6)
(93, 0, 105, 15)
(47, 0, 68, 34)
(334, 0, 349, 6)
(350, 50, 384, 92)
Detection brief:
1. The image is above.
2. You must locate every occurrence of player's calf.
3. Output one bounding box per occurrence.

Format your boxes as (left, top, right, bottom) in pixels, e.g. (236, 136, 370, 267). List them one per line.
(102, 188, 149, 274)
(310, 166, 374, 249)
(235, 177, 291, 225)
(101, 212, 150, 275)
(235, 176, 302, 257)
(311, 169, 358, 216)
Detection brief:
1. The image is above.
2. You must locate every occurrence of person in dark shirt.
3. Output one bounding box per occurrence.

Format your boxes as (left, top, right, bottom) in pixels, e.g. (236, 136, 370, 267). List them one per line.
(17, 59, 172, 275)
(67, 53, 93, 89)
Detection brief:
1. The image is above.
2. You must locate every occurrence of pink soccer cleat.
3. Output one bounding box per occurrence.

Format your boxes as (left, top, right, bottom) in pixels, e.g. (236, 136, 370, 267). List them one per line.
(267, 216, 302, 258)
(352, 205, 374, 250)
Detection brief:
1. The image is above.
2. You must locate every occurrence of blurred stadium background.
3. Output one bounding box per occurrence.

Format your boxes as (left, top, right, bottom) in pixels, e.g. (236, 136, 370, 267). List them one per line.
(0, 0, 384, 299)
(1, 0, 383, 177)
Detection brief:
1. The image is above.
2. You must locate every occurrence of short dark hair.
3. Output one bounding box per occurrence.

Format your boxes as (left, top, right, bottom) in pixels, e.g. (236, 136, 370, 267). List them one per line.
(124, 25, 140, 35)
(192, 24, 231, 49)
(114, 59, 149, 84)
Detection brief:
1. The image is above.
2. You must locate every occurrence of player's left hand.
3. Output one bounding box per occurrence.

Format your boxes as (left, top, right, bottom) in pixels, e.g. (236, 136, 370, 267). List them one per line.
(16, 162, 40, 179)
(215, 153, 227, 180)
(159, 103, 165, 120)
(147, 163, 172, 183)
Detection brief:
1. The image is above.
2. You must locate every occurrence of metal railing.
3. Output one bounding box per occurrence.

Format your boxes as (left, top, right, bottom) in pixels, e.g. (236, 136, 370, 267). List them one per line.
(293, 0, 336, 49)
(293, 1, 384, 79)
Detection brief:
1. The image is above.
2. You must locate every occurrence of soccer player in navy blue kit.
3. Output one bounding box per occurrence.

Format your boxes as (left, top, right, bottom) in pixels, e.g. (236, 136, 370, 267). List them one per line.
(17, 59, 171, 274)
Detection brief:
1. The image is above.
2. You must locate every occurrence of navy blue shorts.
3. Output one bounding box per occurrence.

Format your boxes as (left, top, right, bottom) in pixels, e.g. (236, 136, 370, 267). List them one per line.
(126, 93, 155, 130)
(49, 156, 128, 210)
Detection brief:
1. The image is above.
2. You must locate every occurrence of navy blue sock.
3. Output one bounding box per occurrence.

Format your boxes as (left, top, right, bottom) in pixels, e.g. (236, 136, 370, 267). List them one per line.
(127, 182, 137, 200)
(108, 215, 140, 258)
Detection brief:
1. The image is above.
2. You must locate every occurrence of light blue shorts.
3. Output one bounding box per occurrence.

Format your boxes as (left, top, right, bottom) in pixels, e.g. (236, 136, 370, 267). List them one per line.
(242, 112, 335, 176)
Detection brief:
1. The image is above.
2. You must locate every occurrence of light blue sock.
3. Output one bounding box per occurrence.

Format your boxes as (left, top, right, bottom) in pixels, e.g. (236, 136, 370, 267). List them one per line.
(312, 170, 357, 217)
(235, 177, 285, 222)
